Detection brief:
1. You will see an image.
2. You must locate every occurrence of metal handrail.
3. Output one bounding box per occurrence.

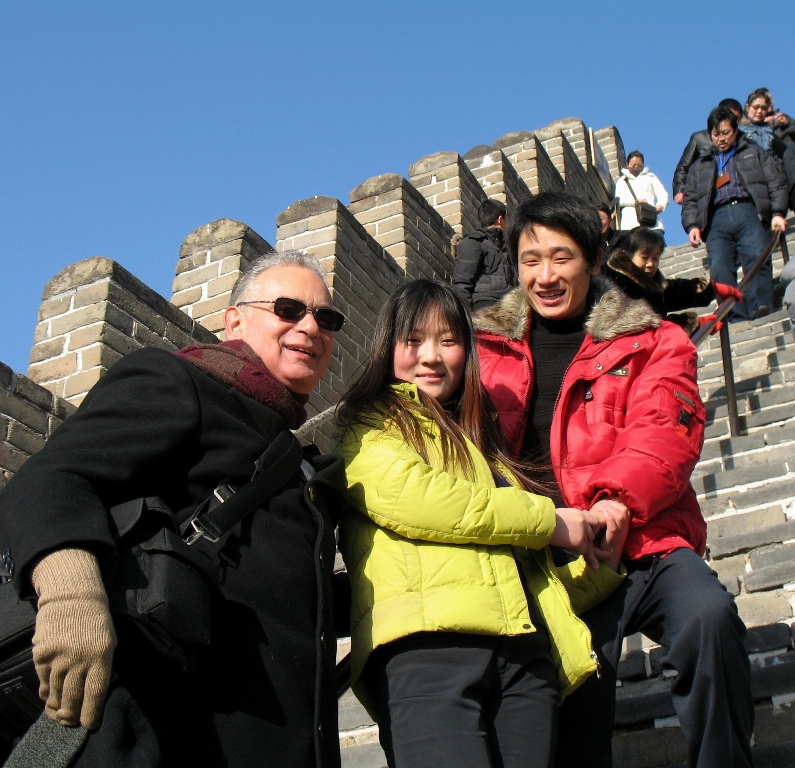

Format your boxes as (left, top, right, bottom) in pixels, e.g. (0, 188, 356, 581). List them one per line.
(689, 231, 782, 437)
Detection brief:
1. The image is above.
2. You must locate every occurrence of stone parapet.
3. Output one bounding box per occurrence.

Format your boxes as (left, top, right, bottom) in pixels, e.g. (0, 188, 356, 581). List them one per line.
(0, 362, 76, 488)
(533, 126, 593, 201)
(276, 196, 405, 451)
(173, 218, 273, 337)
(462, 146, 532, 214)
(493, 131, 564, 196)
(408, 151, 486, 237)
(349, 174, 454, 282)
(594, 125, 627, 185)
(28, 257, 216, 405)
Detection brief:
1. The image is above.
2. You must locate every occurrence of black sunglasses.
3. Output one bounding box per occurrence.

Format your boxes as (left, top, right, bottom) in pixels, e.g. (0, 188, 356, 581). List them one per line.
(236, 297, 346, 332)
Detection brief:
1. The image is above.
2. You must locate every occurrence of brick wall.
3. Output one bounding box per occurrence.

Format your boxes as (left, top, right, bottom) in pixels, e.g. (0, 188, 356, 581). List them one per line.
(594, 125, 627, 184)
(172, 218, 274, 337)
(276, 196, 404, 451)
(494, 132, 565, 196)
(462, 146, 532, 214)
(408, 151, 486, 237)
(349, 174, 454, 282)
(0, 363, 75, 488)
(27, 257, 216, 405)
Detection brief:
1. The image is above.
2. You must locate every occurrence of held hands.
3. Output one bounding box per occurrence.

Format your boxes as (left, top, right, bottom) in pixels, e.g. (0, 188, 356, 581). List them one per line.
(711, 280, 743, 303)
(589, 499, 631, 572)
(551, 508, 602, 570)
(31, 549, 116, 730)
(552, 500, 630, 571)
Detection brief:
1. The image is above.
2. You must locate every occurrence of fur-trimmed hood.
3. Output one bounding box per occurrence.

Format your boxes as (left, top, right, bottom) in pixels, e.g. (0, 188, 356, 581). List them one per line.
(473, 274, 661, 343)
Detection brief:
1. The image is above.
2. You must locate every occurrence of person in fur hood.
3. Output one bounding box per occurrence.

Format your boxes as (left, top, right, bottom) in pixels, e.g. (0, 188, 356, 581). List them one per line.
(473, 193, 753, 768)
(604, 227, 743, 336)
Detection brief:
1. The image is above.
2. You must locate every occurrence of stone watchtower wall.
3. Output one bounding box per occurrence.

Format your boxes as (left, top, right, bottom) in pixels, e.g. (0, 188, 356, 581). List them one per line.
(0, 115, 618, 467)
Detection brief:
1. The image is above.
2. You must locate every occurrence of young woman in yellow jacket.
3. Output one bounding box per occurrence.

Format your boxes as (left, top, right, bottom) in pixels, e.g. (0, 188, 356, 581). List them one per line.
(334, 280, 628, 768)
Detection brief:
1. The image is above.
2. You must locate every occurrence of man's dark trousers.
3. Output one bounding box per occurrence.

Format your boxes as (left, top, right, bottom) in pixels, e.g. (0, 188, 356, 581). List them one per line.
(555, 548, 753, 768)
(705, 200, 774, 321)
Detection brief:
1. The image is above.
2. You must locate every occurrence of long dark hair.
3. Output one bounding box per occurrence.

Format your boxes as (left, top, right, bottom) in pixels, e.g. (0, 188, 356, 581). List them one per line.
(336, 280, 543, 493)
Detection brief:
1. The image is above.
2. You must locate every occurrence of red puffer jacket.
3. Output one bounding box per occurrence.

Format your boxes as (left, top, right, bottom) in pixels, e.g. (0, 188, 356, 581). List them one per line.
(474, 280, 707, 560)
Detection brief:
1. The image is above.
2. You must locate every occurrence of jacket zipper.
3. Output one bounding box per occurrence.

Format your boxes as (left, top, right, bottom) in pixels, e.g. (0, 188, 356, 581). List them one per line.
(542, 548, 601, 679)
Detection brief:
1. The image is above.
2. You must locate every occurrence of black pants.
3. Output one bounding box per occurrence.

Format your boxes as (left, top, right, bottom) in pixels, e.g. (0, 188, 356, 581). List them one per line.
(367, 631, 559, 768)
(555, 548, 753, 768)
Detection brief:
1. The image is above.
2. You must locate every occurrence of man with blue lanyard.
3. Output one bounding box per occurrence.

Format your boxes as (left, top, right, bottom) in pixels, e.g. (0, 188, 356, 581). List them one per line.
(682, 106, 788, 321)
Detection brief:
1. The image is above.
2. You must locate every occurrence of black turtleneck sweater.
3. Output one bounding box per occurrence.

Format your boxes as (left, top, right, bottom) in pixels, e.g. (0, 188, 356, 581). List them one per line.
(521, 311, 587, 506)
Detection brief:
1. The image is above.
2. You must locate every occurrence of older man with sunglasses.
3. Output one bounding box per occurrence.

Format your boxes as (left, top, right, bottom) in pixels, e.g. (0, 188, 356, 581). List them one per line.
(0, 252, 347, 767)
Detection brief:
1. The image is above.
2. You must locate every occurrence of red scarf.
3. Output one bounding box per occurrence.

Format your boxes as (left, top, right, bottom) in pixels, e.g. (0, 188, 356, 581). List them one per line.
(175, 340, 308, 429)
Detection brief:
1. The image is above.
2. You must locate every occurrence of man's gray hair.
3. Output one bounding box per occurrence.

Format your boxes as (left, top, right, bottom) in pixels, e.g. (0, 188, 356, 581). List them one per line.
(229, 250, 327, 306)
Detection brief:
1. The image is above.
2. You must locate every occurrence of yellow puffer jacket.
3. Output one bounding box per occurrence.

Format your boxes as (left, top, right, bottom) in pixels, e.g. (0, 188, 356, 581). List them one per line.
(336, 383, 625, 715)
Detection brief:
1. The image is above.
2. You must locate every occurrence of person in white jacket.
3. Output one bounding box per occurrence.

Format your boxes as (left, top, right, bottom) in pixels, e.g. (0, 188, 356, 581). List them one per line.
(615, 151, 670, 237)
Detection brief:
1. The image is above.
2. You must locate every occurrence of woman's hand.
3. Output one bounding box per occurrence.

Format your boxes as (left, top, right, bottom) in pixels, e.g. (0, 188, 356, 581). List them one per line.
(552, 508, 602, 570)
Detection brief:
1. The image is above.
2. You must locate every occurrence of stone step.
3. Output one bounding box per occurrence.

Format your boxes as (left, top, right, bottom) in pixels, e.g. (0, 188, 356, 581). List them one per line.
(337, 644, 795, 768)
(613, 703, 795, 768)
(615, 645, 795, 729)
(693, 440, 794, 481)
(698, 474, 795, 519)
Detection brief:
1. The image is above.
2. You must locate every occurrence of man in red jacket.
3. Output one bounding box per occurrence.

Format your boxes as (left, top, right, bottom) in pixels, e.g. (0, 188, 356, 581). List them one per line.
(474, 192, 752, 768)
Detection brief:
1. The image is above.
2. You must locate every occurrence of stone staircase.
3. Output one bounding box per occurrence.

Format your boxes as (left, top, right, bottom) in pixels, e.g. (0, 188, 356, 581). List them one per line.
(337, 228, 795, 768)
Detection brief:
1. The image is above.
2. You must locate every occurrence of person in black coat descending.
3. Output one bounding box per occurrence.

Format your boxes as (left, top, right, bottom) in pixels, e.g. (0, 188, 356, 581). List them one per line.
(453, 198, 518, 310)
(0, 251, 348, 767)
(672, 98, 743, 204)
(603, 227, 743, 336)
(682, 106, 788, 322)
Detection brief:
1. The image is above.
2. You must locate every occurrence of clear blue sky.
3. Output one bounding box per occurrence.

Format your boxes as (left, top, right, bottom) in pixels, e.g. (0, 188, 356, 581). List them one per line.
(1, 1, 791, 373)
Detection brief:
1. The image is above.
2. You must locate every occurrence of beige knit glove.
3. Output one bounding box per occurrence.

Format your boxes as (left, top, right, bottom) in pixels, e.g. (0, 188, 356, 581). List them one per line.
(31, 548, 117, 730)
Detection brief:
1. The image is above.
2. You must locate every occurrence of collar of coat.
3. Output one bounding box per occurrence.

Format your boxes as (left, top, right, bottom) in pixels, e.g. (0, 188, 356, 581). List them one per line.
(620, 167, 649, 179)
(472, 274, 661, 343)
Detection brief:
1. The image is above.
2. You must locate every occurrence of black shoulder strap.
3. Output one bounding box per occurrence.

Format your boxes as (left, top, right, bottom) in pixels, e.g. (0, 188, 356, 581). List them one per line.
(184, 429, 304, 546)
(624, 175, 640, 203)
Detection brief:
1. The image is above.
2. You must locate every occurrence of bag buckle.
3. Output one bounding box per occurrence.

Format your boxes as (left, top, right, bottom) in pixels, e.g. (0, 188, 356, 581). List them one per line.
(185, 518, 220, 546)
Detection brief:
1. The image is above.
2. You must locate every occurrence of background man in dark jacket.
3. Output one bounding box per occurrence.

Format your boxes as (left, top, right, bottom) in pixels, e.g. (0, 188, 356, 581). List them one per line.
(453, 198, 517, 310)
(0, 252, 347, 767)
(672, 98, 743, 204)
(682, 106, 788, 321)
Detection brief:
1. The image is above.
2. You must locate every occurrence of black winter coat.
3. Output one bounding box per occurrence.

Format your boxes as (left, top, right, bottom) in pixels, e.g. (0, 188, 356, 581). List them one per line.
(673, 130, 714, 197)
(0, 348, 344, 768)
(604, 250, 717, 336)
(681, 138, 789, 234)
(453, 226, 517, 310)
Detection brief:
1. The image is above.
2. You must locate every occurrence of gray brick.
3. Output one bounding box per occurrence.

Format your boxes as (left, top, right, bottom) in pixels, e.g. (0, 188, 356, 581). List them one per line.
(747, 562, 795, 591)
(751, 651, 795, 699)
(709, 520, 795, 558)
(695, 460, 788, 495)
(615, 677, 675, 727)
(765, 422, 795, 445)
(749, 541, 795, 572)
(340, 742, 387, 768)
(618, 649, 647, 682)
(0, 390, 49, 434)
(719, 574, 740, 594)
(7, 421, 45, 455)
(745, 623, 793, 654)
(338, 688, 375, 732)
(736, 591, 793, 627)
(0, 441, 29, 473)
